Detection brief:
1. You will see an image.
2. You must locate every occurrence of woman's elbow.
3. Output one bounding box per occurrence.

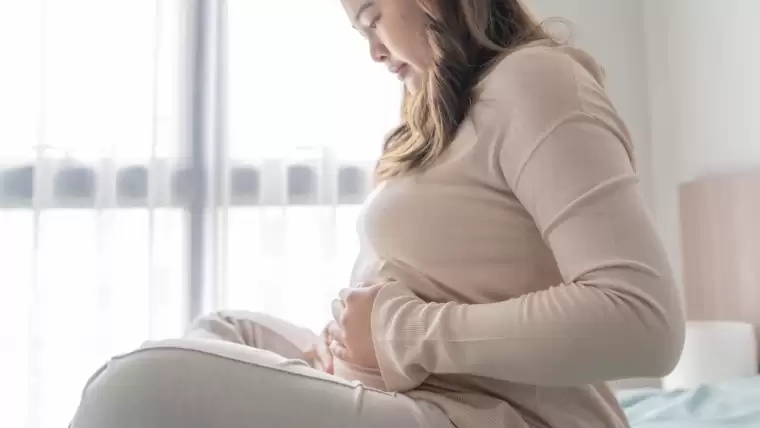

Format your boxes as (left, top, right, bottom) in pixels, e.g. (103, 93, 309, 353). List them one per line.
(650, 311, 686, 377)
(627, 287, 686, 378)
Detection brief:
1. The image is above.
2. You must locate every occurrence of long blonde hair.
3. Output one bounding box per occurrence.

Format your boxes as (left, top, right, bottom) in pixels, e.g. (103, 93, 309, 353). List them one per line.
(375, 0, 551, 180)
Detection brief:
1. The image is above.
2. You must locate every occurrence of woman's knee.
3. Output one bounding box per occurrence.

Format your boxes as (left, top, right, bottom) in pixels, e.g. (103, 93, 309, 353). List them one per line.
(71, 348, 197, 428)
(71, 344, 312, 428)
(72, 343, 289, 428)
(71, 344, 452, 428)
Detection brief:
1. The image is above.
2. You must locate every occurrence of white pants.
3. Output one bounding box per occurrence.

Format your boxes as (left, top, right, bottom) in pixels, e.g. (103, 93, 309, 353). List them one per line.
(69, 311, 454, 428)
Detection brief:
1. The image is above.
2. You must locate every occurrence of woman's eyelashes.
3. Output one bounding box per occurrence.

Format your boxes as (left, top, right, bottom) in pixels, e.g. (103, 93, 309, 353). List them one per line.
(356, 15, 380, 39)
(368, 14, 381, 30)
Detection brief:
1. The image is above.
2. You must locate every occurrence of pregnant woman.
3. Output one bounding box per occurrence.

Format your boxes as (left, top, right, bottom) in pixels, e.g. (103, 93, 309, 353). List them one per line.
(70, 1, 685, 427)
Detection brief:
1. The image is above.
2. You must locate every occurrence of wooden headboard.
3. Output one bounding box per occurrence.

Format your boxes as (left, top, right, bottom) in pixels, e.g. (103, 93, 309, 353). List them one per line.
(680, 169, 760, 353)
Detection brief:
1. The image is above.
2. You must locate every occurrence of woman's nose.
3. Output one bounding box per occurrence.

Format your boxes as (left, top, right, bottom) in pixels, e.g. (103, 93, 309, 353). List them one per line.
(368, 37, 389, 63)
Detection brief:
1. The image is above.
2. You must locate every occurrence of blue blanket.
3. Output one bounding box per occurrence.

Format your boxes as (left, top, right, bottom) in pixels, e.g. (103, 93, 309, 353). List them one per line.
(618, 377, 760, 428)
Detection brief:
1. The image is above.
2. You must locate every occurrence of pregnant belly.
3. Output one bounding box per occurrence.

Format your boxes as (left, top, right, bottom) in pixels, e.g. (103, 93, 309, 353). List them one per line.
(333, 359, 387, 391)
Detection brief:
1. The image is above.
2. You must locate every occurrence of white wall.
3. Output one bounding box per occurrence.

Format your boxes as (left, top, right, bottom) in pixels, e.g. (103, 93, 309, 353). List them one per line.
(643, 0, 760, 288)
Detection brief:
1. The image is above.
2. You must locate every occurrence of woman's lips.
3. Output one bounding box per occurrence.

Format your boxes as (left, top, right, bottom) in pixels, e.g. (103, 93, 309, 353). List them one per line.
(391, 64, 409, 80)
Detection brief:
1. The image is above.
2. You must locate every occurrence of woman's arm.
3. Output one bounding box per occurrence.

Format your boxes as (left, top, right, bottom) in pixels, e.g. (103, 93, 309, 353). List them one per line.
(369, 48, 685, 392)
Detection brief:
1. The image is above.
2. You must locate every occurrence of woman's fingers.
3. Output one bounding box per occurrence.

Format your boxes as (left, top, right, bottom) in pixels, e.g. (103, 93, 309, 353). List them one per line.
(326, 320, 345, 346)
(314, 322, 343, 374)
(329, 340, 350, 361)
(315, 341, 334, 374)
(329, 283, 380, 367)
(303, 343, 332, 374)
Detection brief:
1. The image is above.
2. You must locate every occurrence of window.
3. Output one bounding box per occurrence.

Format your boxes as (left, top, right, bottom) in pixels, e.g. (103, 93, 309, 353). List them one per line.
(222, 0, 402, 329)
(1, 1, 186, 426)
(0, 1, 401, 427)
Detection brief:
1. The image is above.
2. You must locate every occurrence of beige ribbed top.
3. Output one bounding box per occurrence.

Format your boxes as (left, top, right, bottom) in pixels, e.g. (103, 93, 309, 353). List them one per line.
(335, 44, 685, 428)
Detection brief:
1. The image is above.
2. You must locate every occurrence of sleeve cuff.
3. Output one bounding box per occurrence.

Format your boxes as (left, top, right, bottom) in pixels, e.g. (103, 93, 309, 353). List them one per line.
(370, 281, 430, 392)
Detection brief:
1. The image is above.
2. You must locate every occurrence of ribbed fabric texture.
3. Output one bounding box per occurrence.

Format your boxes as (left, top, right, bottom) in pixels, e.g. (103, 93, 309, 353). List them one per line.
(336, 44, 685, 428)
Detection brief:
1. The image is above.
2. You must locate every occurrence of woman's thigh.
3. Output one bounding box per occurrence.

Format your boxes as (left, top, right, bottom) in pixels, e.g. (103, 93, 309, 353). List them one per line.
(69, 338, 453, 428)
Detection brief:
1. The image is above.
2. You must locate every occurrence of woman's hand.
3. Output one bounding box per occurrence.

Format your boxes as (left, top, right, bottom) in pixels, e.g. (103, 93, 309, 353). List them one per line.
(304, 321, 343, 374)
(329, 283, 384, 369)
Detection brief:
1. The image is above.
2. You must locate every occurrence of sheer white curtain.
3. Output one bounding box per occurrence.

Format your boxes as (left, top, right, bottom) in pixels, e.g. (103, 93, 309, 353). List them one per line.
(0, 1, 400, 427)
(220, 1, 402, 329)
(0, 1, 186, 427)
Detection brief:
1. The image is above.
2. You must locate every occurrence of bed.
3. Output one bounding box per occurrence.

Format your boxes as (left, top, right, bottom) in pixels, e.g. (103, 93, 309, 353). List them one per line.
(618, 376, 760, 428)
(640, 169, 760, 427)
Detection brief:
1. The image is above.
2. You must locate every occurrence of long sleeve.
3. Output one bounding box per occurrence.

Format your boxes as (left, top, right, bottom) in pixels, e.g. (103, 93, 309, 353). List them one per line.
(369, 47, 685, 392)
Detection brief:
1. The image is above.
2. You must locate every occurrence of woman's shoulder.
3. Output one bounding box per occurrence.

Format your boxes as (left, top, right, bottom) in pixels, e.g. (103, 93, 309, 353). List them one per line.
(475, 41, 608, 115)
(468, 41, 634, 175)
(487, 41, 605, 77)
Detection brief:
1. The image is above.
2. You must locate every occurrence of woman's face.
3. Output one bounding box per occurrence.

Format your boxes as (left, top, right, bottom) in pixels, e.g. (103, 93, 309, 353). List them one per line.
(341, 0, 431, 92)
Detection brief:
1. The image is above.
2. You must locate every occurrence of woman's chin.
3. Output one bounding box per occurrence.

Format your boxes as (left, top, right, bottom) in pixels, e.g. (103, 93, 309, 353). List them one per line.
(402, 74, 422, 94)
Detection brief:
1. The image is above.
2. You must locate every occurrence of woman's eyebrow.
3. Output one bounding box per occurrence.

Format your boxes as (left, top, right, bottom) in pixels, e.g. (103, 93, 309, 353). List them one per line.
(354, 1, 376, 22)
